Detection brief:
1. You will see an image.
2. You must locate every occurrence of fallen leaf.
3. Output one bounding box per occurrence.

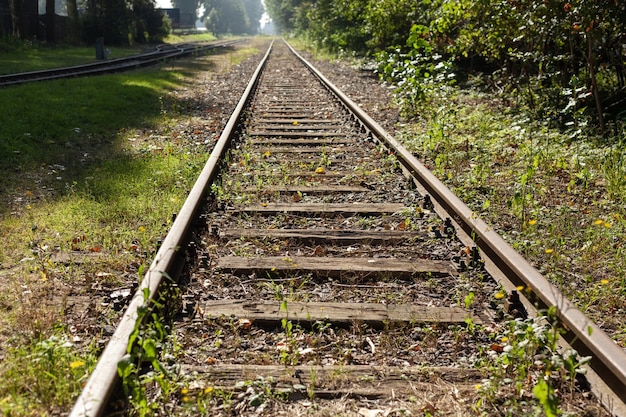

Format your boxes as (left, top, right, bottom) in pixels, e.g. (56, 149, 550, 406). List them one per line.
(313, 245, 325, 256)
(238, 318, 253, 330)
(490, 343, 504, 353)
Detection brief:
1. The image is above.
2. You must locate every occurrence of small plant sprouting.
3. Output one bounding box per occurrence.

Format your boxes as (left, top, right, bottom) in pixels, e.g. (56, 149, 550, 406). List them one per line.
(475, 314, 592, 416)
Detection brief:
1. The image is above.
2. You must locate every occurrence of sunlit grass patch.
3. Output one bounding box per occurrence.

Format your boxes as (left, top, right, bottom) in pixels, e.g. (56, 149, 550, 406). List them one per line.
(397, 87, 626, 346)
(0, 40, 143, 75)
(0, 40, 263, 415)
(0, 329, 98, 416)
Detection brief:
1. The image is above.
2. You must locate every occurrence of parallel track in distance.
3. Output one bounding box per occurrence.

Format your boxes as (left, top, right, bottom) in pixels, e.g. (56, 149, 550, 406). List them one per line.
(0, 39, 243, 87)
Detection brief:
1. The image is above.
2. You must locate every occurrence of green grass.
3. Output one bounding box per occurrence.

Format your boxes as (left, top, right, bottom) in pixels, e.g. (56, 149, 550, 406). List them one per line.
(0, 33, 218, 75)
(164, 31, 217, 44)
(396, 85, 626, 346)
(0, 40, 145, 75)
(0, 39, 262, 415)
(0, 330, 99, 415)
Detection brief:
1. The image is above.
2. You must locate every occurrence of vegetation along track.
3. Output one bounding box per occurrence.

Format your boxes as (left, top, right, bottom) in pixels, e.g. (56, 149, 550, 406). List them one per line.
(0, 39, 243, 87)
(71, 40, 626, 416)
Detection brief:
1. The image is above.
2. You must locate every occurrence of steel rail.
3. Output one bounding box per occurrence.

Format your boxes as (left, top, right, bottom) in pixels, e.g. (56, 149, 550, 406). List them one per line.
(0, 39, 243, 87)
(285, 41, 626, 405)
(68, 40, 273, 417)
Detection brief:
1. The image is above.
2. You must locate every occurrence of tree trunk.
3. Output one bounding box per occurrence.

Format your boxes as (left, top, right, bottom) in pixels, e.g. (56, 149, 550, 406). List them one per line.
(66, 0, 79, 42)
(45, 0, 55, 43)
(587, 32, 605, 131)
(9, 0, 22, 37)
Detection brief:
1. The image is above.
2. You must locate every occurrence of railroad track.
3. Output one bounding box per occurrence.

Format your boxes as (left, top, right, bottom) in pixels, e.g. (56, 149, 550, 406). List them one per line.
(0, 39, 243, 87)
(70, 40, 626, 416)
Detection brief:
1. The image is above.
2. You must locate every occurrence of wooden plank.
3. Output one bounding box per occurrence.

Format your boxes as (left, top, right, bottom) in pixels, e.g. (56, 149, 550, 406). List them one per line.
(229, 202, 407, 215)
(51, 251, 106, 264)
(238, 170, 380, 178)
(254, 118, 342, 124)
(220, 228, 423, 244)
(201, 300, 479, 325)
(239, 185, 369, 193)
(249, 131, 348, 138)
(250, 124, 345, 131)
(215, 256, 455, 277)
(250, 138, 356, 145)
(251, 146, 357, 154)
(180, 364, 483, 397)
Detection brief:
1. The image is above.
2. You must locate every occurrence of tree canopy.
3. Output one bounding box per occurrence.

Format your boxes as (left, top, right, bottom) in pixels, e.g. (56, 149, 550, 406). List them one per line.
(265, 0, 626, 131)
(202, 0, 263, 35)
(2, 0, 170, 45)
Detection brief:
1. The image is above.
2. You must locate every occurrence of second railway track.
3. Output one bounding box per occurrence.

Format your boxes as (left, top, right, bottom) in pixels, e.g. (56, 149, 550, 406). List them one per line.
(71, 40, 626, 416)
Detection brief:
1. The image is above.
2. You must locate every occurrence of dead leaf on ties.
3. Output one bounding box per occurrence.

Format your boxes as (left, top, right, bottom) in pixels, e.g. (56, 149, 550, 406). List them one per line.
(276, 340, 290, 352)
(89, 246, 102, 253)
(490, 343, 504, 353)
(397, 220, 406, 230)
(292, 193, 301, 202)
(313, 245, 325, 256)
(238, 318, 253, 330)
(419, 403, 437, 414)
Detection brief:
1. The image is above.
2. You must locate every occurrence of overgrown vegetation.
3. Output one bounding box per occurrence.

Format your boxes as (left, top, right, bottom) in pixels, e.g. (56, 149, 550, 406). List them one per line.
(0, 41, 261, 415)
(267, 0, 626, 133)
(263, 2, 626, 412)
(266, 0, 626, 345)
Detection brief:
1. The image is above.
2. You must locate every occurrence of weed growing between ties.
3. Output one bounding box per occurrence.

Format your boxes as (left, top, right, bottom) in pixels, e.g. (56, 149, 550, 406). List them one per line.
(396, 86, 626, 347)
(473, 306, 601, 417)
(0, 328, 99, 415)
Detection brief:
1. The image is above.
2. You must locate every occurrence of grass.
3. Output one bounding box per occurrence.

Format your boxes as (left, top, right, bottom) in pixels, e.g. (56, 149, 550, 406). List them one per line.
(0, 32, 217, 75)
(0, 39, 145, 75)
(0, 36, 262, 416)
(396, 83, 626, 347)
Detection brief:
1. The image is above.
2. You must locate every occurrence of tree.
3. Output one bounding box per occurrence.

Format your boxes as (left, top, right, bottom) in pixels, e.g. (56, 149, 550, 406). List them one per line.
(9, 0, 37, 38)
(242, 0, 263, 34)
(264, 0, 306, 33)
(66, 0, 80, 43)
(171, 0, 200, 25)
(130, 0, 169, 43)
(203, 0, 260, 35)
(45, 0, 55, 42)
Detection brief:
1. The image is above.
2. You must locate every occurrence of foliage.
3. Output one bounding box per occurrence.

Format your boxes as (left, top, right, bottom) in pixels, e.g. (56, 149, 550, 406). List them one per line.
(397, 84, 626, 346)
(204, 0, 248, 35)
(265, 0, 626, 131)
(475, 313, 591, 416)
(0, 330, 97, 415)
(81, 0, 169, 45)
(376, 24, 456, 117)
